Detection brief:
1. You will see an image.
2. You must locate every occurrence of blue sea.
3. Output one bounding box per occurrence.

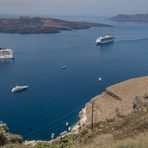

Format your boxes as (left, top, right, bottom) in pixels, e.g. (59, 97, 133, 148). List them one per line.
(0, 16, 148, 140)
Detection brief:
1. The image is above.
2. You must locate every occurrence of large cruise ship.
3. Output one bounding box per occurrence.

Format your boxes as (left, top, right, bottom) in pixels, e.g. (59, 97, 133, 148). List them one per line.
(0, 48, 14, 59)
(96, 35, 114, 45)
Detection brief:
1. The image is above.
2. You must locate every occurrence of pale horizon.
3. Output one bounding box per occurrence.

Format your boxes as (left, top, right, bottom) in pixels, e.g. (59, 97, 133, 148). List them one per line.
(0, 0, 148, 17)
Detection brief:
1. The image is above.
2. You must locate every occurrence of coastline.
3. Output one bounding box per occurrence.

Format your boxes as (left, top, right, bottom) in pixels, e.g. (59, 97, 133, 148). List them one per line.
(1, 16, 148, 144)
(24, 76, 148, 146)
(79, 76, 148, 127)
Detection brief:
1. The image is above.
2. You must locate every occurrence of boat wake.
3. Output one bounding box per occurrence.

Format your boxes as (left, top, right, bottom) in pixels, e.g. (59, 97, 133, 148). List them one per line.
(116, 36, 148, 43)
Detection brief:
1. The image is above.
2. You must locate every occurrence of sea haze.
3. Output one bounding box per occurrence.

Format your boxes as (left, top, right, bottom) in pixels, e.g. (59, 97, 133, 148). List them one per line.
(0, 16, 148, 140)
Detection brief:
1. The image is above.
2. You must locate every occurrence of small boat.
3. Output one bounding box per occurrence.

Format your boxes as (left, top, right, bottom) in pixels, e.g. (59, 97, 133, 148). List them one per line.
(11, 85, 28, 93)
(62, 66, 67, 70)
(51, 133, 55, 140)
(97, 77, 102, 82)
(65, 122, 69, 127)
(96, 34, 114, 45)
(68, 127, 71, 132)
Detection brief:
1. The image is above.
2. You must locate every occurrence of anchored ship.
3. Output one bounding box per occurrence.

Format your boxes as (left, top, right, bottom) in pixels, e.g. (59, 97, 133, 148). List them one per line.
(96, 35, 114, 45)
(0, 48, 14, 59)
(11, 85, 28, 93)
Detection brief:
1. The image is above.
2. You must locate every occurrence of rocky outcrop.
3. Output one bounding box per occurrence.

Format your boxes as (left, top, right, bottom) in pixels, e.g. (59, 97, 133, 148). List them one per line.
(79, 76, 148, 127)
(0, 122, 23, 146)
(0, 17, 112, 34)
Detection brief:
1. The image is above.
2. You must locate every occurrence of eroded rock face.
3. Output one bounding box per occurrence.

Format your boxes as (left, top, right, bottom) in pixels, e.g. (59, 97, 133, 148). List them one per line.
(79, 76, 148, 127)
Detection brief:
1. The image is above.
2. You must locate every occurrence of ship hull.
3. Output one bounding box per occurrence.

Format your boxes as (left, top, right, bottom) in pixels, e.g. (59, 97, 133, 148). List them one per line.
(0, 55, 13, 59)
(96, 39, 114, 45)
(96, 35, 114, 45)
(0, 48, 14, 59)
(12, 86, 28, 93)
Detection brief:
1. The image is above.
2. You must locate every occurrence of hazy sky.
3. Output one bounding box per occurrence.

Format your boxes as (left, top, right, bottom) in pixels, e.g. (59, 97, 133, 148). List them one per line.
(0, 0, 148, 16)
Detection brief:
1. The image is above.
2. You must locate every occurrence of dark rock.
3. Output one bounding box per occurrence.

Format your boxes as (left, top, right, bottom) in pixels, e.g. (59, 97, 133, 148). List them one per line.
(133, 96, 144, 109)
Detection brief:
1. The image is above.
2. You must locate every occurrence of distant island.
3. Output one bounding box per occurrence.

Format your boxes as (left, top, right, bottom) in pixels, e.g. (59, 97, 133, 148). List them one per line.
(0, 16, 112, 34)
(110, 14, 148, 22)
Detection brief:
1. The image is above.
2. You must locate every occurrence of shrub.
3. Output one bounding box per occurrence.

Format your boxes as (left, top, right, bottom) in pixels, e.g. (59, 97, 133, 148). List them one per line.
(144, 93, 148, 99)
(7, 134, 23, 143)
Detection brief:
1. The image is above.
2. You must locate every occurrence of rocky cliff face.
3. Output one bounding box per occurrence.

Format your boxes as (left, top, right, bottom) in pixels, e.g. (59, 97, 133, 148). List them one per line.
(79, 76, 148, 127)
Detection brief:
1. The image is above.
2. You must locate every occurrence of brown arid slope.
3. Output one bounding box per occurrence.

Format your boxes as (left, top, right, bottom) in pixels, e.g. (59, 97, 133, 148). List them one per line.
(0, 17, 112, 34)
(79, 76, 148, 127)
(72, 133, 148, 148)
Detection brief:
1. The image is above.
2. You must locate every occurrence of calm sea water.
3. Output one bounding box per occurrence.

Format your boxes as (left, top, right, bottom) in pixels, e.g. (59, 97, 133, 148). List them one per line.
(0, 16, 148, 140)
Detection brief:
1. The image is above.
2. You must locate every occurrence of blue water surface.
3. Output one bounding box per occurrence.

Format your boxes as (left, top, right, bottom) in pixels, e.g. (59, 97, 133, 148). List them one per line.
(0, 16, 148, 140)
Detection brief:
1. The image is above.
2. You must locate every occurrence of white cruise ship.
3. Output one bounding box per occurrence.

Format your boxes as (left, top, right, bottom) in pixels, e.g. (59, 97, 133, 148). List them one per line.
(96, 35, 114, 45)
(0, 48, 14, 59)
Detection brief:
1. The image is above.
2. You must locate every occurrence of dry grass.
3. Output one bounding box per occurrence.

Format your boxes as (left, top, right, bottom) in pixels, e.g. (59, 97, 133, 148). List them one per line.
(1, 144, 31, 148)
(2, 106, 148, 148)
(4, 133, 148, 148)
(47, 106, 148, 148)
(72, 132, 148, 148)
